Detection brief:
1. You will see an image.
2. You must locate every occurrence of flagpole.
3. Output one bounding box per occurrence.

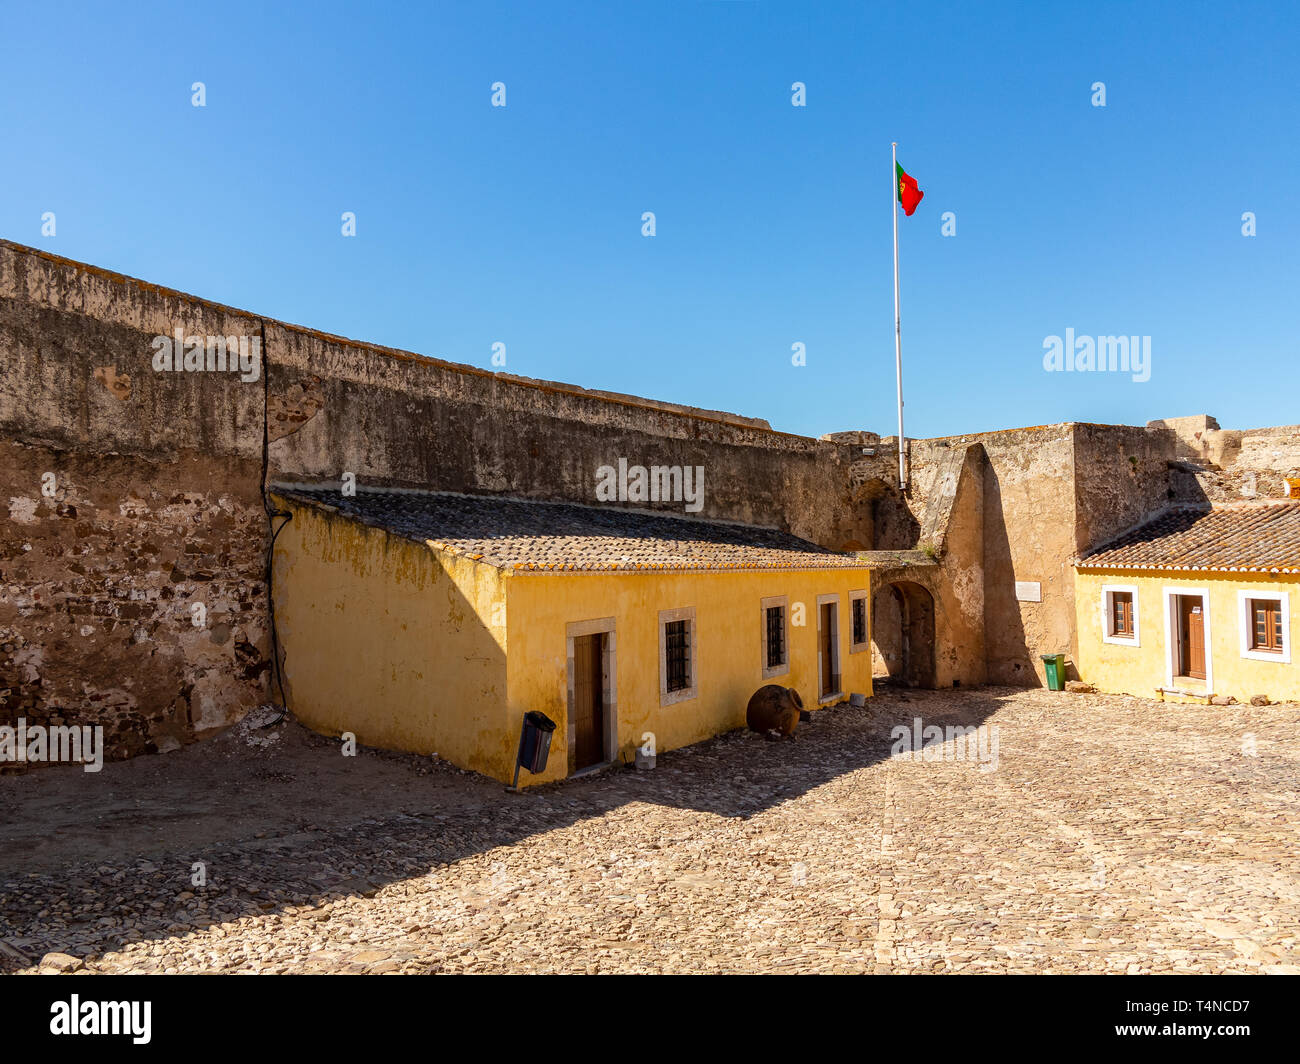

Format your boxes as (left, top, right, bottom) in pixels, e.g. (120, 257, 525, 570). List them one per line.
(892, 141, 907, 492)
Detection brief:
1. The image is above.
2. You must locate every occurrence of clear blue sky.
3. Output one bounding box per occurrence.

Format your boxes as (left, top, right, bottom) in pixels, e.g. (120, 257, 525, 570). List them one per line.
(2, 1, 1296, 439)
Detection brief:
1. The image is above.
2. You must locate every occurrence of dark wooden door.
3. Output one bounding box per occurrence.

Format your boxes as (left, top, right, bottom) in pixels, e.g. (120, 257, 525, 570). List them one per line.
(819, 603, 838, 696)
(573, 633, 604, 768)
(1179, 596, 1206, 679)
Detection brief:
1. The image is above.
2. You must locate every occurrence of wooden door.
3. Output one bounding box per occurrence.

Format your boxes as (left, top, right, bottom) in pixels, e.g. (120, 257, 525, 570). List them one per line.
(572, 633, 604, 768)
(819, 603, 839, 696)
(1179, 596, 1206, 680)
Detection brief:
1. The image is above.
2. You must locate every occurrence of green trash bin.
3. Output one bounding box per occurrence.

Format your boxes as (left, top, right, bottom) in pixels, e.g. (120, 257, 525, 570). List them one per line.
(1041, 653, 1066, 691)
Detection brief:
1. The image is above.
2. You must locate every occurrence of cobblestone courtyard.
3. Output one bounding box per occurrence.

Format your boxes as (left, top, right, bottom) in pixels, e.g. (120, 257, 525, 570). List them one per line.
(3, 686, 1298, 974)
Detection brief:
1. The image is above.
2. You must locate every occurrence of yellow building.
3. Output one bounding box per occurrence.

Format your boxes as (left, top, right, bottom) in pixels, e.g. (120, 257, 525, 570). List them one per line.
(269, 486, 874, 784)
(1074, 501, 1300, 704)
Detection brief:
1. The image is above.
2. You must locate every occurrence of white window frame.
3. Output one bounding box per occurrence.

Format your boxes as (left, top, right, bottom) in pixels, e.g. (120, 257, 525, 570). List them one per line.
(658, 606, 698, 707)
(760, 595, 790, 679)
(1237, 589, 1291, 664)
(816, 593, 843, 704)
(848, 588, 870, 653)
(1162, 586, 1213, 692)
(1101, 583, 1140, 647)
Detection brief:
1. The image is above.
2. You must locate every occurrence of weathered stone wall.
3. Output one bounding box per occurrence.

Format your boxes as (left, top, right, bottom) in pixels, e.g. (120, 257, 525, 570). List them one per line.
(855, 422, 1174, 686)
(265, 322, 866, 546)
(831, 432, 912, 552)
(873, 417, 1300, 687)
(933, 443, 986, 686)
(1, 240, 872, 760)
(1231, 426, 1300, 495)
(1158, 420, 1300, 504)
(0, 243, 269, 759)
(856, 425, 1083, 685)
(973, 426, 1079, 685)
(1, 445, 268, 758)
(866, 441, 987, 689)
(1072, 423, 1177, 554)
(8, 236, 1298, 750)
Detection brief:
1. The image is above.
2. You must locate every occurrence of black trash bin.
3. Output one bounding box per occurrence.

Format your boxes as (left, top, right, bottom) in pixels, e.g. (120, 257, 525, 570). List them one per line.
(517, 711, 558, 775)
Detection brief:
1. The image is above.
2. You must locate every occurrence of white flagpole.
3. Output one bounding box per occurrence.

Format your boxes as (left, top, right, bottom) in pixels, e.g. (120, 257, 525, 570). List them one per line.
(892, 142, 907, 492)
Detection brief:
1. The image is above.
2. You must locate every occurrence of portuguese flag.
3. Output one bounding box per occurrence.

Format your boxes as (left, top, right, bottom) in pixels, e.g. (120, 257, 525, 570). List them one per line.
(896, 162, 923, 216)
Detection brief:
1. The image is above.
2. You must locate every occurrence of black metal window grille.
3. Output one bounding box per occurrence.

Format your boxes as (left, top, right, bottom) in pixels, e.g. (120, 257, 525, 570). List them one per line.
(665, 619, 690, 692)
(765, 606, 786, 668)
(852, 597, 867, 645)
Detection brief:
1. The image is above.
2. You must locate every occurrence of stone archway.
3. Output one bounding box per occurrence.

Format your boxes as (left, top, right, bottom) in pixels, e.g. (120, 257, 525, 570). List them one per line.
(871, 580, 936, 689)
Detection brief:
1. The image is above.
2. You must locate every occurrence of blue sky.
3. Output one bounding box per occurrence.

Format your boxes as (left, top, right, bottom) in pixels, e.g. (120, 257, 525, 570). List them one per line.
(2, 1, 1296, 439)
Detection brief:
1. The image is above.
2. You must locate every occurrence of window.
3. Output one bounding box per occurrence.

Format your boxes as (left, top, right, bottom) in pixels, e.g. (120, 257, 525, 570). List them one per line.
(760, 595, 789, 679)
(1111, 592, 1134, 636)
(1250, 599, 1283, 652)
(658, 607, 698, 705)
(665, 621, 690, 690)
(849, 589, 869, 652)
(765, 609, 784, 666)
(1102, 585, 1140, 646)
(1238, 590, 1290, 663)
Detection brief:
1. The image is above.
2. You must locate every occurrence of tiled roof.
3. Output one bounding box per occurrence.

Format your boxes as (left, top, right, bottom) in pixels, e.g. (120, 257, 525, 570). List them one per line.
(273, 486, 870, 573)
(856, 549, 941, 570)
(1077, 502, 1300, 573)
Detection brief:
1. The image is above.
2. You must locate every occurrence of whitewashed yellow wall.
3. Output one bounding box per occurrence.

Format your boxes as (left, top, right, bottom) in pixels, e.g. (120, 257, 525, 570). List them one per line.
(1074, 568, 1299, 704)
(505, 568, 873, 785)
(271, 498, 510, 777)
(272, 495, 874, 784)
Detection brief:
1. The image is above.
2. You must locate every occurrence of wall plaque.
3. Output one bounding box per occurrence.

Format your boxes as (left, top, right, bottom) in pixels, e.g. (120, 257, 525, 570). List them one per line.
(1015, 581, 1042, 603)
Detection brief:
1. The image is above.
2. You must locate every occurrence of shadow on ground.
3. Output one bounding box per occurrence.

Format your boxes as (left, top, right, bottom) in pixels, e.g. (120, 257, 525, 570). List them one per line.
(0, 685, 1012, 970)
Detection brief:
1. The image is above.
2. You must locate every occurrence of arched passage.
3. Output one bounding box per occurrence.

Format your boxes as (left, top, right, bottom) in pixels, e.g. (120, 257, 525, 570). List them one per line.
(871, 580, 936, 689)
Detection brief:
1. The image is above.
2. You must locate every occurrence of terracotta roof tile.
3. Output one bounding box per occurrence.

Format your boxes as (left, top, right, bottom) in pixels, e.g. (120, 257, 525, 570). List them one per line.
(1077, 501, 1300, 573)
(274, 487, 869, 573)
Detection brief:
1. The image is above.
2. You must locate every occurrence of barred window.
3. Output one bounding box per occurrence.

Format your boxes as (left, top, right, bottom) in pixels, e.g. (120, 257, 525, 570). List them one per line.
(665, 619, 690, 692)
(659, 607, 697, 705)
(852, 597, 867, 646)
(849, 589, 870, 653)
(765, 606, 786, 669)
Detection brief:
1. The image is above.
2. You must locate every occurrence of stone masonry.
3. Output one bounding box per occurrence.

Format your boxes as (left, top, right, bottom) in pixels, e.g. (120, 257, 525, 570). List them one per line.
(3, 238, 1298, 760)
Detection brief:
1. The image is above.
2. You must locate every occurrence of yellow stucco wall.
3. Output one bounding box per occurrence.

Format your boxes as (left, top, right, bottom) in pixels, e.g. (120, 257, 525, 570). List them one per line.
(504, 569, 874, 785)
(271, 495, 873, 785)
(1074, 568, 1299, 704)
(270, 497, 510, 777)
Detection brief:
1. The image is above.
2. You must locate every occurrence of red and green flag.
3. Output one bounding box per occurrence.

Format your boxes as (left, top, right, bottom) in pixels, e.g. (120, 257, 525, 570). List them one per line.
(896, 162, 923, 216)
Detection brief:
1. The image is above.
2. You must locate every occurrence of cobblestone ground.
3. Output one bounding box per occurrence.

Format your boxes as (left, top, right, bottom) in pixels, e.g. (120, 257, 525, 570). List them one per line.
(3, 686, 1298, 974)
